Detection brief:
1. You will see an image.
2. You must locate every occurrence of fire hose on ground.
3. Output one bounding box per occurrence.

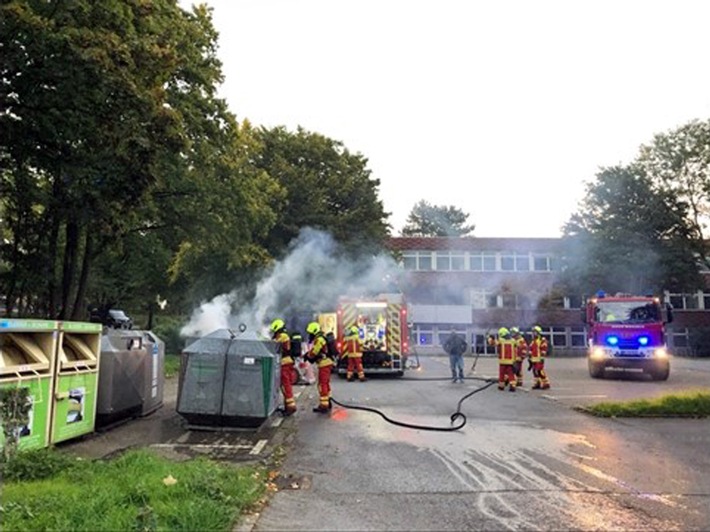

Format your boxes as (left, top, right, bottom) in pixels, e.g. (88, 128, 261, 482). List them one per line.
(329, 374, 497, 432)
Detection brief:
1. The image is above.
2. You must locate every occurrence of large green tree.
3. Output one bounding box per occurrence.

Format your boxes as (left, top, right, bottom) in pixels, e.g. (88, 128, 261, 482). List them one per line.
(401, 200, 475, 237)
(636, 118, 710, 269)
(254, 126, 390, 257)
(561, 164, 701, 296)
(0, 1, 277, 318)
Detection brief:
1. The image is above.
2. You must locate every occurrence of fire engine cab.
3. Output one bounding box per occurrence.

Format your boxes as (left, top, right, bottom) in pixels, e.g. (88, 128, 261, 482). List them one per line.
(582, 291, 673, 381)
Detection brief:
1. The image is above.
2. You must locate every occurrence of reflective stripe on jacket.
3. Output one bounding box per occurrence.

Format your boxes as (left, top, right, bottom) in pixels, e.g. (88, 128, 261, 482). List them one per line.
(343, 333, 361, 359)
(529, 337, 548, 363)
(274, 331, 293, 365)
(309, 335, 333, 368)
(495, 338, 517, 365)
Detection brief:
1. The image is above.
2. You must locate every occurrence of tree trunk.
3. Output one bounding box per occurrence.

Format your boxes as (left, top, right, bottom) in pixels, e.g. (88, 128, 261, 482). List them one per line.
(59, 220, 79, 320)
(71, 228, 92, 321)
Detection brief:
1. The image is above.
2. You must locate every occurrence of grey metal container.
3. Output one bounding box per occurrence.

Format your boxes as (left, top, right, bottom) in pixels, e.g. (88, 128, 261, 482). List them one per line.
(141, 331, 165, 416)
(96, 330, 149, 428)
(176, 328, 279, 429)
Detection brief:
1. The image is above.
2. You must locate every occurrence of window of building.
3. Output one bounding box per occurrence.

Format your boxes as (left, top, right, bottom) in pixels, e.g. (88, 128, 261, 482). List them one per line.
(570, 326, 586, 347)
(434, 252, 466, 271)
(486, 293, 498, 308)
(473, 333, 496, 355)
(451, 253, 465, 271)
(533, 254, 551, 272)
(669, 293, 700, 310)
(436, 252, 450, 271)
(549, 326, 567, 347)
(704, 293, 710, 310)
(501, 253, 515, 271)
(483, 252, 496, 271)
(516, 253, 530, 271)
(469, 253, 483, 272)
(419, 253, 432, 271)
(567, 294, 583, 309)
(415, 324, 434, 345)
(403, 253, 417, 270)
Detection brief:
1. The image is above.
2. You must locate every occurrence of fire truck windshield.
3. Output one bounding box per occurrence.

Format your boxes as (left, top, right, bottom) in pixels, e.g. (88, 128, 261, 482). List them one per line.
(595, 301, 661, 324)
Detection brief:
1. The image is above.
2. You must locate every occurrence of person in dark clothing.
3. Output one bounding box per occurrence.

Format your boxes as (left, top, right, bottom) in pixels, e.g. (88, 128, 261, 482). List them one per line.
(443, 331, 467, 383)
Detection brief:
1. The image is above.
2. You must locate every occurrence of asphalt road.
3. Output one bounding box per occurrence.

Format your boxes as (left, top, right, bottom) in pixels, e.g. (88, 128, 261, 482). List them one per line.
(253, 355, 710, 531)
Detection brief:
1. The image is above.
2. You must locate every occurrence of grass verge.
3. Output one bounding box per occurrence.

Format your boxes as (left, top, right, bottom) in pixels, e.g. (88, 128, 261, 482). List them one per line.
(164, 353, 181, 378)
(581, 390, 710, 417)
(0, 448, 267, 531)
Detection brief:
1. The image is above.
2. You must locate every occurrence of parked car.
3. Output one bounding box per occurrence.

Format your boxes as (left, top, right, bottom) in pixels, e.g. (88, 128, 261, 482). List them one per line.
(89, 308, 133, 329)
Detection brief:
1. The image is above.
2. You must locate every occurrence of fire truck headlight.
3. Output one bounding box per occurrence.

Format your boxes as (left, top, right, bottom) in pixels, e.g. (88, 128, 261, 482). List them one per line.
(591, 347, 606, 359)
(654, 348, 668, 359)
(638, 336, 649, 346)
(606, 335, 619, 346)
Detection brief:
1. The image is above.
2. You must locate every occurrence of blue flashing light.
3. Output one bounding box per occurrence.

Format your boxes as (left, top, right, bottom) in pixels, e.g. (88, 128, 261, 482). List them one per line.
(0, 321, 8, 328)
(638, 336, 649, 346)
(606, 335, 619, 346)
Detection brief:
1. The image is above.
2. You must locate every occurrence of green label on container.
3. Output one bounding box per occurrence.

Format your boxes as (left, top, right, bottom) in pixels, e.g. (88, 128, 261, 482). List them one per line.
(0, 319, 58, 331)
(0, 377, 52, 451)
(51, 372, 98, 444)
(61, 321, 102, 333)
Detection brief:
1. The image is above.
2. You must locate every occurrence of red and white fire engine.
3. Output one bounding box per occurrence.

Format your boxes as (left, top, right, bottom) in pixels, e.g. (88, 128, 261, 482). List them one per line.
(582, 291, 673, 380)
(320, 293, 410, 377)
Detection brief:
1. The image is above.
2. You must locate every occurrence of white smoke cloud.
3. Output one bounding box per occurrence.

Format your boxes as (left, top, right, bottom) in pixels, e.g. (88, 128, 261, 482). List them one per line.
(180, 227, 402, 338)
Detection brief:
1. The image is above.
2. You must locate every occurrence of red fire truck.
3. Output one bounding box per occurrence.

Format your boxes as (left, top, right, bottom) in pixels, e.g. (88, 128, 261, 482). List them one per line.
(582, 291, 673, 380)
(327, 293, 410, 377)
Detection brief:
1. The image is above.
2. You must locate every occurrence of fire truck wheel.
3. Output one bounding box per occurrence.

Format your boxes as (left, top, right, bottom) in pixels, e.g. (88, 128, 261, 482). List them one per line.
(588, 360, 605, 379)
(649, 364, 670, 381)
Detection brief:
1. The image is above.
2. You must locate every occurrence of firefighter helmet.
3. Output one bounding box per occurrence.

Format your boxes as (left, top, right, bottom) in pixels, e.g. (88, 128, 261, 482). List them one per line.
(498, 327, 510, 337)
(349, 325, 359, 335)
(306, 322, 320, 335)
(532, 325, 542, 335)
(270, 318, 285, 332)
(511, 326, 520, 335)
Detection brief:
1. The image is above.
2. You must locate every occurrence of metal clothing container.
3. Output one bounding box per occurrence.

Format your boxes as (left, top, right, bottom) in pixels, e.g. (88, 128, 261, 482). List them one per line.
(176, 328, 279, 429)
(96, 329, 165, 428)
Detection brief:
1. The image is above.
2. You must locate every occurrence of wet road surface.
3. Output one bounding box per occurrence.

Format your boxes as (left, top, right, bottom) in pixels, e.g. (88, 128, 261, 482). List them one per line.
(253, 355, 710, 531)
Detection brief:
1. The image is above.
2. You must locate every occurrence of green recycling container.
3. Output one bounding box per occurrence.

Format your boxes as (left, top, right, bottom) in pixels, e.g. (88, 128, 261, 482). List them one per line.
(0, 319, 59, 452)
(49, 321, 102, 444)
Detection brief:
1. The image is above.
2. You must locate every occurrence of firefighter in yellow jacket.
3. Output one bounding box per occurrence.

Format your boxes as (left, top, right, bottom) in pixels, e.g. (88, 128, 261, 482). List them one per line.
(510, 326, 528, 388)
(271, 318, 297, 416)
(529, 325, 551, 389)
(344, 325, 366, 382)
(487, 327, 519, 392)
(306, 321, 334, 413)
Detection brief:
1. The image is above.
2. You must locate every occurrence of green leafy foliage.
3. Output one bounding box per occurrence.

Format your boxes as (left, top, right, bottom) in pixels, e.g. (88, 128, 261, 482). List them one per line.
(0, 448, 78, 482)
(401, 200, 475, 237)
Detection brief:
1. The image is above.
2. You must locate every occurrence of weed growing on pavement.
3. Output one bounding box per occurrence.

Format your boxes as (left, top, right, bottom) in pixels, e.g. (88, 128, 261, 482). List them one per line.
(0, 448, 266, 531)
(584, 390, 710, 417)
(164, 353, 181, 378)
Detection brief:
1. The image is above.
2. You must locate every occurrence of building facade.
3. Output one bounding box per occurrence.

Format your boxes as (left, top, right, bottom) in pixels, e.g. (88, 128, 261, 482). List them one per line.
(388, 237, 710, 356)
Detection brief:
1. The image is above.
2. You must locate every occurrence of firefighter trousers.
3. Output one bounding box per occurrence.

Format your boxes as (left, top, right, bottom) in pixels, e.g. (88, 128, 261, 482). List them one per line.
(346, 355, 365, 381)
(532, 361, 550, 389)
(498, 364, 516, 391)
(281, 362, 297, 411)
(317, 365, 332, 409)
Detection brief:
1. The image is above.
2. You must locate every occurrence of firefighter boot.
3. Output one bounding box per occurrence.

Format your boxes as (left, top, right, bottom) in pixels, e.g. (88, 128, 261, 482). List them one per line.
(283, 406, 297, 417)
(312, 405, 329, 414)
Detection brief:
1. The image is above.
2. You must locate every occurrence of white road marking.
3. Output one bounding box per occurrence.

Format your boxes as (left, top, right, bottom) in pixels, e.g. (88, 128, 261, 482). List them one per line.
(250, 439, 268, 455)
(150, 443, 253, 450)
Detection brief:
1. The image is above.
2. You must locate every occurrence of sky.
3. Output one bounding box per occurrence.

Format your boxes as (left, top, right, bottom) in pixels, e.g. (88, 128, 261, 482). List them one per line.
(180, 0, 710, 238)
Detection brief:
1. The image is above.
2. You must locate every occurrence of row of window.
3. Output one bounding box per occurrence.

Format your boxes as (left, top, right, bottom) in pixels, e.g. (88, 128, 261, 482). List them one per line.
(401, 251, 557, 272)
(411, 325, 698, 352)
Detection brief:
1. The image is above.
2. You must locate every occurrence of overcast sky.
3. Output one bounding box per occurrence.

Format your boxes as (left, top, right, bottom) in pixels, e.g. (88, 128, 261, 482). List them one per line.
(180, 0, 710, 238)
